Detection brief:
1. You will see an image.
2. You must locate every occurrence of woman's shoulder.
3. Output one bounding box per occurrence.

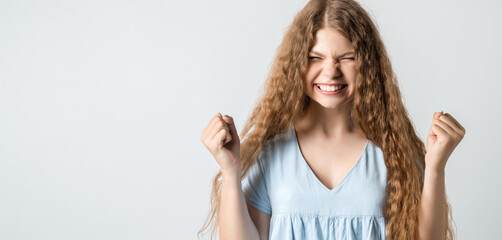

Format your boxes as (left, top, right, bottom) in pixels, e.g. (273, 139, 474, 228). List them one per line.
(257, 126, 296, 164)
(264, 126, 295, 148)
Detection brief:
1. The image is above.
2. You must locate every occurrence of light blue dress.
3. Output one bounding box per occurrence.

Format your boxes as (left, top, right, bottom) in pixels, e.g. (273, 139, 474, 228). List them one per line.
(241, 125, 388, 240)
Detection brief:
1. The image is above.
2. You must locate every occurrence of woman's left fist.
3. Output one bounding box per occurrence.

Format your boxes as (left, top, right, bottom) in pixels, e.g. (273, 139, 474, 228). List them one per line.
(425, 111, 466, 171)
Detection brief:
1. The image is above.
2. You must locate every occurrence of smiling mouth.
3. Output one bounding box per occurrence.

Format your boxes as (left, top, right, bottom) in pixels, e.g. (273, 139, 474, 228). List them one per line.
(314, 83, 348, 92)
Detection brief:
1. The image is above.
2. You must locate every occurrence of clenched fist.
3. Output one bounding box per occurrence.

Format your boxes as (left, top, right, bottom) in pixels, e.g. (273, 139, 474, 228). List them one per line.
(425, 111, 466, 172)
(200, 113, 241, 177)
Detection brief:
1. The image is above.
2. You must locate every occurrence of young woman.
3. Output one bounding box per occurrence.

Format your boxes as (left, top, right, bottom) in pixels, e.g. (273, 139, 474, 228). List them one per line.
(199, 0, 465, 239)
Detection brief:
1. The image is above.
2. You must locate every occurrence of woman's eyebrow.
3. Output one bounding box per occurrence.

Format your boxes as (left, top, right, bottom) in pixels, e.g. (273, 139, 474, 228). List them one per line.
(309, 50, 355, 58)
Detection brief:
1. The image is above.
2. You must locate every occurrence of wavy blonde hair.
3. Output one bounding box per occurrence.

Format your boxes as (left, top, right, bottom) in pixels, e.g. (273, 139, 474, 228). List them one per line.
(198, 0, 456, 239)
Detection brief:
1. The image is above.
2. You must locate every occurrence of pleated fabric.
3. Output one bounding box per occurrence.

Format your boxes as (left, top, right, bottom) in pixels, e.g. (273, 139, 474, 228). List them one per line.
(242, 125, 388, 240)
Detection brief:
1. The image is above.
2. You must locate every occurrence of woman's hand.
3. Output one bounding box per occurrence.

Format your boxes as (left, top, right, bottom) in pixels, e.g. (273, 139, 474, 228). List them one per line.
(201, 113, 241, 176)
(425, 111, 466, 172)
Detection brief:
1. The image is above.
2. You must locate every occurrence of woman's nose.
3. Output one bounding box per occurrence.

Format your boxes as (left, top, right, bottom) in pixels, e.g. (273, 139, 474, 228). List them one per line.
(323, 59, 341, 77)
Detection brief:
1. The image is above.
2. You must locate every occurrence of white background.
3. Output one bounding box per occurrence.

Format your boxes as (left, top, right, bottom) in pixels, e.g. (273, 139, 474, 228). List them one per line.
(1, 0, 501, 239)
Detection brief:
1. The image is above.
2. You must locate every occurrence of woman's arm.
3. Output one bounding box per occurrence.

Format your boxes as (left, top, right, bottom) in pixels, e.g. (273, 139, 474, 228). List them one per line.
(419, 111, 465, 240)
(248, 203, 271, 240)
(418, 167, 446, 240)
(219, 171, 261, 240)
(200, 113, 263, 240)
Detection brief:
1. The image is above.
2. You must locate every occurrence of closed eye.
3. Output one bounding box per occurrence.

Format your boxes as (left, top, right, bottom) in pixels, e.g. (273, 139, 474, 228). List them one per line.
(308, 57, 355, 61)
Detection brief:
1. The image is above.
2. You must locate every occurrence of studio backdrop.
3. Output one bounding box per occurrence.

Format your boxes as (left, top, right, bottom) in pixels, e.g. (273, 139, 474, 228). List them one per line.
(0, 0, 501, 239)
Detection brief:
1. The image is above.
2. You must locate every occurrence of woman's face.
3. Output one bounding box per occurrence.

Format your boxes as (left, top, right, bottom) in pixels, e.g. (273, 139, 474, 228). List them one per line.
(305, 27, 357, 109)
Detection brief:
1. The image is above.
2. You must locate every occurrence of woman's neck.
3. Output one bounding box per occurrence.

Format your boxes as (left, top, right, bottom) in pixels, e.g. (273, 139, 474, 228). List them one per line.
(294, 101, 364, 141)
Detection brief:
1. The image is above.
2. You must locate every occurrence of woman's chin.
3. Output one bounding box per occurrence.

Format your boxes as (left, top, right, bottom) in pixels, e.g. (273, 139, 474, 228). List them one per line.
(311, 99, 351, 110)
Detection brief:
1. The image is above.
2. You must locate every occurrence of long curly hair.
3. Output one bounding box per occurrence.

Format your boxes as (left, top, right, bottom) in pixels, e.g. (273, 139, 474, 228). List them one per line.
(198, 0, 456, 239)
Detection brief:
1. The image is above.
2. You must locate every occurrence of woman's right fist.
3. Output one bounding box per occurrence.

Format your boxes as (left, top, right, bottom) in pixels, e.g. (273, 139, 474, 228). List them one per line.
(200, 113, 241, 175)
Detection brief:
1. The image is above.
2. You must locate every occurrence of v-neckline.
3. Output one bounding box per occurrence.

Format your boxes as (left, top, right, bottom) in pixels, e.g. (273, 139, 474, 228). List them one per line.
(291, 125, 370, 192)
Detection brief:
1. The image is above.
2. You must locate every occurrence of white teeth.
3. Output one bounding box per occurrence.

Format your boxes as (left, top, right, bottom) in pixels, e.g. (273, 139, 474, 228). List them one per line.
(316, 84, 345, 92)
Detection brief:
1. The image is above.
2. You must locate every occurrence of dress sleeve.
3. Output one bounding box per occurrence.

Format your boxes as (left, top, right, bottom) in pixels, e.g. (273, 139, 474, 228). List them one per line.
(241, 151, 272, 215)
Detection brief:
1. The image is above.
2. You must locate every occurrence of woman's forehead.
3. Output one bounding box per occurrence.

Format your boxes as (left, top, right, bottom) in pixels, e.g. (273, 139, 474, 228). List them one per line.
(312, 28, 353, 51)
